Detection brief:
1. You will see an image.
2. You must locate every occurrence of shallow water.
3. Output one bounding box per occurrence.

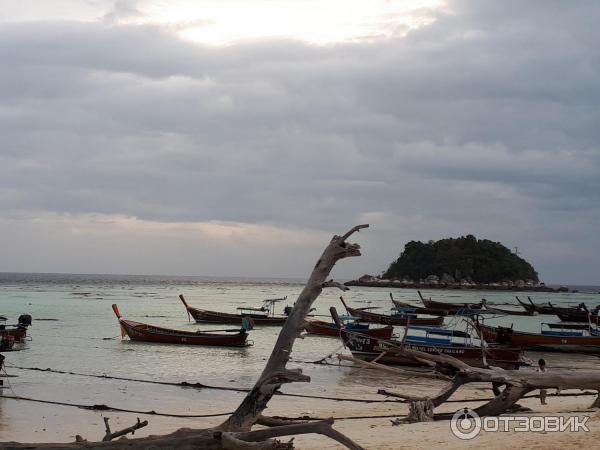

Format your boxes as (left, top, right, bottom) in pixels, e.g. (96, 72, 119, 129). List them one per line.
(1, 273, 600, 441)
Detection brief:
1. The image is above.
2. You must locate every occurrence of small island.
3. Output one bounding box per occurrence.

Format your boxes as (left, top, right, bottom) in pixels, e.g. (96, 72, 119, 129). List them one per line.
(347, 235, 568, 292)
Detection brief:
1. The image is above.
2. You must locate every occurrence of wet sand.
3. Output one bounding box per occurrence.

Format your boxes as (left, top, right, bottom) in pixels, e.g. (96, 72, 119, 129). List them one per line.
(2, 364, 599, 448)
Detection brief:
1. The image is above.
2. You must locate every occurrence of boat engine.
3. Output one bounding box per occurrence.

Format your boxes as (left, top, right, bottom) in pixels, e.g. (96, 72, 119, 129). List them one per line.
(17, 314, 32, 329)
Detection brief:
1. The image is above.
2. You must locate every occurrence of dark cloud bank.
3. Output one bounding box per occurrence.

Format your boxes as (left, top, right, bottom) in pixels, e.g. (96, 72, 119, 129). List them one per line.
(0, 0, 599, 283)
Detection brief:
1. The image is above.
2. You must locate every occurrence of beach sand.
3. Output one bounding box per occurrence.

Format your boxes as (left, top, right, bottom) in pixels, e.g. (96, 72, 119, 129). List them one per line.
(2, 373, 598, 449)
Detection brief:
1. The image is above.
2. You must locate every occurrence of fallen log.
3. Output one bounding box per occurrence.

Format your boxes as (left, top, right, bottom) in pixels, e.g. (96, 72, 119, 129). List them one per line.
(339, 342, 600, 421)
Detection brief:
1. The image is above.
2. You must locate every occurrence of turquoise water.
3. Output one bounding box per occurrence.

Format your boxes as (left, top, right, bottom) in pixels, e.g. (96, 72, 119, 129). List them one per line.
(1, 273, 600, 441)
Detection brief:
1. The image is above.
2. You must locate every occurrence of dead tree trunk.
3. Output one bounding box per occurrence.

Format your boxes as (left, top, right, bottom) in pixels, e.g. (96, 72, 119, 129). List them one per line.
(222, 224, 368, 432)
(0, 226, 368, 450)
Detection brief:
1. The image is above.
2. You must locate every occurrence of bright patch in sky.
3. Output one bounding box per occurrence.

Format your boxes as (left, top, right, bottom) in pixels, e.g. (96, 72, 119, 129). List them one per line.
(143, 0, 444, 45)
(0, 0, 444, 45)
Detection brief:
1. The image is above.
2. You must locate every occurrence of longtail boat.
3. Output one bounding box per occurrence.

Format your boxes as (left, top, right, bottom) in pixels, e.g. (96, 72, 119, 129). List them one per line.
(339, 329, 526, 369)
(179, 294, 289, 326)
(0, 314, 31, 343)
(304, 319, 394, 338)
(340, 297, 444, 326)
(480, 300, 536, 316)
(475, 320, 600, 353)
(417, 291, 483, 312)
(0, 334, 15, 352)
(552, 304, 600, 324)
(515, 296, 558, 315)
(390, 293, 453, 317)
(112, 304, 250, 347)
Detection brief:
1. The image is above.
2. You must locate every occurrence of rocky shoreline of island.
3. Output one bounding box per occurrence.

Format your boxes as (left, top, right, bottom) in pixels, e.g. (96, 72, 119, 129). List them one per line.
(345, 274, 577, 292)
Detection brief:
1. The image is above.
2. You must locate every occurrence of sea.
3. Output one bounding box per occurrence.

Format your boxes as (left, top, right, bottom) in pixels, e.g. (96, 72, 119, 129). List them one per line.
(1, 272, 600, 442)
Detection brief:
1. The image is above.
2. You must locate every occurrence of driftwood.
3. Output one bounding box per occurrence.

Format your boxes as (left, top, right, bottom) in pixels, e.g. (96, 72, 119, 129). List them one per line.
(102, 418, 148, 441)
(340, 343, 600, 421)
(0, 225, 368, 450)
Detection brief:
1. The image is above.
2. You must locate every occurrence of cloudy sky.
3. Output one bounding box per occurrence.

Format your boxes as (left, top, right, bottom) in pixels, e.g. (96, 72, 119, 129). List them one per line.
(1, 0, 598, 284)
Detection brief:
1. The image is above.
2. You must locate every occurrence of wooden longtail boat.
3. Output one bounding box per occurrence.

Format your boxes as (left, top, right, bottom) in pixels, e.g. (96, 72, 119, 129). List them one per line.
(304, 319, 394, 338)
(0, 334, 15, 352)
(552, 304, 600, 324)
(480, 300, 536, 316)
(390, 293, 454, 317)
(475, 320, 600, 353)
(417, 291, 483, 312)
(112, 304, 250, 347)
(515, 296, 559, 315)
(340, 297, 444, 326)
(179, 294, 289, 326)
(339, 330, 526, 370)
(0, 315, 31, 343)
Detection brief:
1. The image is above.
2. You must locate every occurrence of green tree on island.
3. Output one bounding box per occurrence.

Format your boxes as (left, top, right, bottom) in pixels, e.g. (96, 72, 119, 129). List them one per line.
(383, 235, 538, 284)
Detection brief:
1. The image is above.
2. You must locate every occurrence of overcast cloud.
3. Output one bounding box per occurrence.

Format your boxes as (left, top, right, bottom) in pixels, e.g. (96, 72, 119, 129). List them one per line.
(0, 0, 599, 283)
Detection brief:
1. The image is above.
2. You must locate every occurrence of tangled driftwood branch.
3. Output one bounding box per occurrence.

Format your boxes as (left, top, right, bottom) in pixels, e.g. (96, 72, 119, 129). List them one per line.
(102, 417, 148, 441)
(340, 342, 600, 422)
(1, 225, 369, 450)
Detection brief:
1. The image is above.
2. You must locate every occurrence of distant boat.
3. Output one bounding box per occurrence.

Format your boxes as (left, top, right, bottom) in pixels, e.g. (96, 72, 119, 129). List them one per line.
(339, 296, 444, 326)
(417, 291, 483, 312)
(475, 320, 600, 353)
(0, 314, 32, 343)
(304, 318, 394, 338)
(0, 334, 15, 352)
(390, 293, 452, 317)
(112, 304, 250, 347)
(480, 299, 536, 316)
(515, 296, 557, 315)
(179, 294, 289, 326)
(552, 303, 600, 324)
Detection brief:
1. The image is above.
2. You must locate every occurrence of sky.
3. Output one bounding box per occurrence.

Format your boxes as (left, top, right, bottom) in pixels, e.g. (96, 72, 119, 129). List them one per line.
(0, 0, 599, 284)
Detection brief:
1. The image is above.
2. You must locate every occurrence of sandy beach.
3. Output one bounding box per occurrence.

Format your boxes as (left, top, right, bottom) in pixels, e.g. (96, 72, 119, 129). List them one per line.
(2, 365, 599, 448)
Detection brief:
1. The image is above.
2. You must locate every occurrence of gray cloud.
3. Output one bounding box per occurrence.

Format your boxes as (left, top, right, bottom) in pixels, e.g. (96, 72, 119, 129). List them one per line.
(0, 0, 599, 282)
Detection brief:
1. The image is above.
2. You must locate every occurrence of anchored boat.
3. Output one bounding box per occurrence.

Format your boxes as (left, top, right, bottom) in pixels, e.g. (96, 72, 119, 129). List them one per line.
(179, 294, 289, 326)
(340, 296, 444, 327)
(112, 304, 250, 347)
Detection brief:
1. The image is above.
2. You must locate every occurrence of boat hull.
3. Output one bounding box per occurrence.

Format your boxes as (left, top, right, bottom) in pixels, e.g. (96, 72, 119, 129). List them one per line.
(345, 307, 444, 326)
(0, 334, 15, 351)
(555, 310, 600, 324)
(477, 323, 600, 353)
(341, 331, 525, 369)
(304, 320, 394, 338)
(119, 319, 249, 347)
(2, 328, 27, 342)
(187, 308, 288, 326)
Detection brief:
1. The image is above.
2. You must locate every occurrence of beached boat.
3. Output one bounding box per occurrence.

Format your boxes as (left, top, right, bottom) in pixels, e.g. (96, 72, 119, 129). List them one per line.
(340, 297, 444, 326)
(475, 320, 600, 353)
(339, 329, 526, 369)
(179, 294, 289, 326)
(417, 291, 483, 312)
(304, 319, 394, 338)
(112, 304, 250, 347)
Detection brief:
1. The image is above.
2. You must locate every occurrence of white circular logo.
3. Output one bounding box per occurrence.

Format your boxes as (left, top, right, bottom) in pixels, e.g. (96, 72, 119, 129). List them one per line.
(450, 408, 482, 440)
